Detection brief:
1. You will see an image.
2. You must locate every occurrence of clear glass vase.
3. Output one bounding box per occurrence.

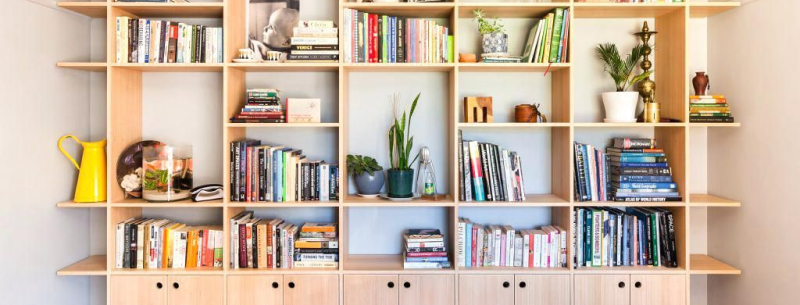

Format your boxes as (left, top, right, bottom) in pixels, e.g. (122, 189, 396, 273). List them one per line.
(142, 144, 193, 202)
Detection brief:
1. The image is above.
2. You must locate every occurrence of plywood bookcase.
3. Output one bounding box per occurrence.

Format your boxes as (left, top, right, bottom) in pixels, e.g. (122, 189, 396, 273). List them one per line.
(56, 1, 743, 304)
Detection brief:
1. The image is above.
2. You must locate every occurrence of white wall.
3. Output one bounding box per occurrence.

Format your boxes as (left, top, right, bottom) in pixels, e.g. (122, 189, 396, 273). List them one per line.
(707, 0, 800, 304)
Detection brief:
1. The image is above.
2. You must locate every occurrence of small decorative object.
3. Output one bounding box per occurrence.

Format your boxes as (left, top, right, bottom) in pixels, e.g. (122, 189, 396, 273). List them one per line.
(190, 184, 223, 202)
(415, 147, 443, 200)
(285, 98, 321, 123)
(473, 9, 507, 54)
(142, 143, 193, 202)
(58, 135, 107, 203)
(634, 22, 658, 122)
(233, 48, 258, 63)
(387, 93, 421, 198)
(117, 140, 162, 198)
(464, 97, 494, 123)
(265, 51, 282, 62)
(459, 53, 477, 63)
(692, 72, 710, 96)
(346, 154, 384, 196)
(515, 104, 548, 123)
(595, 43, 651, 123)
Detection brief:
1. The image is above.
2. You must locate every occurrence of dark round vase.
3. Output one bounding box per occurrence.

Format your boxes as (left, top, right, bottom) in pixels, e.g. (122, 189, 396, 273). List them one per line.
(692, 72, 709, 95)
(387, 169, 414, 198)
(354, 171, 384, 195)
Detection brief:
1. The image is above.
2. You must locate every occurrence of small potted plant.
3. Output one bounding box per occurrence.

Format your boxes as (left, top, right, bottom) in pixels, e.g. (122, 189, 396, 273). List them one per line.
(595, 43, 652, 122)
(346, 154, 384, 196)
(473, 9, 507, 54)
(387, 93, 421, 198)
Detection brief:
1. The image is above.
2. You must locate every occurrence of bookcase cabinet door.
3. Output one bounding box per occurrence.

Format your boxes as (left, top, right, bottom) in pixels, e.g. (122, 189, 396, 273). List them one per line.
(344, 275, 399, 305)
(167, 275, 224, 305)
(574, 275, 630, 305)
(398, 275, 455, 305)
(111, 275, 167, 305)
(514, 275, 570, 305)
(228, 275, 284, 305)
(458, 275, 514, 305)
(630, 275, 686, 305)
(284, 274, 339, 305)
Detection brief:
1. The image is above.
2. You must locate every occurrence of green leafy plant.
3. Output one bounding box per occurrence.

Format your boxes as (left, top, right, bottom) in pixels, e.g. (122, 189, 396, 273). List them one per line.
(595, 43, 652, 92)
(388, 93, 421, 171)
(473, 9, 505, 35)
(346, 154, 383, 177)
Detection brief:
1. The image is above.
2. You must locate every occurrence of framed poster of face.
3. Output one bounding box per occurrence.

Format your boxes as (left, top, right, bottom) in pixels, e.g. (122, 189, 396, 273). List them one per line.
(246, 0, 300, 61)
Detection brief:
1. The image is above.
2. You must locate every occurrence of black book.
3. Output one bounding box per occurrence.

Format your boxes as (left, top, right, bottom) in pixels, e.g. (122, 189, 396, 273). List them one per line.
(295, 248, 339, 254)
(690, 117, 735, 123)
(478, 143, 493, 201)
(492, 144, 505, 201)
(377, 16, 383, 63)
(123, 220, 132, 268)
(608, 156, 668, 163)
(405, 246, 446, 253)
(159, 21, 168, 63)
(252, 223, 258, 268)
(330, 165, 339, 200)
(660, 208, 678, 268)
(397, 17, 405, 63)
(612, 138, 656, 149)
(291, 45, 339, 51)
(583, 209, 592, 266)
(613, 196, 683, 202)
(574, 143, 589, 201)
(490, 144, 503, 201)
(303, 163, 311, 201)
(462, 141, 472, 201)
(458, 132, 464, 201)
(200, 26, 207, 63)
(258, 148, 266, 201)
(610, 167, 671, 176)
(128, 19, 136, 63)
(313, 162, 319, 200)
(287, 54, 339, 60)
(231, 142, 237, 201)
(129, 222, 138, 269)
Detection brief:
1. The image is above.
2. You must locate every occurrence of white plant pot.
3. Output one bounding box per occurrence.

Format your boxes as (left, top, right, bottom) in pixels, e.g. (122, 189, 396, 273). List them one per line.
(601, 91, 640, 122)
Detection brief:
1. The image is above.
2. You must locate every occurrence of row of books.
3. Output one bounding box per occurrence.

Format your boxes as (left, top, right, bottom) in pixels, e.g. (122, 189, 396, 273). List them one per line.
(575, 207, 678, 268)
(115, 17, 222, 64)
(229, 140, 340, 202)
(574, 142, 609, 202)
(342, 8, 453, 63)
(519, 8, 570, 64)
(459, 132, 527, 202)
(288, 21, 339, 62)
(458, 219, 567, 268)
(689, 95, 735, 123)
(403, 229, 450, 269)
(231, 211, 339, 269)
(115, 218, 222, 269)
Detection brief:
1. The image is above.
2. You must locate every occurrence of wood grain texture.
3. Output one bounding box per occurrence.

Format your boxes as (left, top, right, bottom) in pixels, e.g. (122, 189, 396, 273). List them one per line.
(58, 2, 108, 18)
(227, 275, 284, 305)
(574, 275, 630, 305)
(108, 67, 142, 203)
(168, 275, 224, 305)
(343, 275, 399, 305)
(110, 275, 166, 305)
(284, 275, 339, 305)
(399, 275, 455, 305)
(689, 254, 741, 275)
(630, 275, 686, 305)
(514, 275, 570, 305)
(457, 275, 514, 305)
(655, 8, 688, 122)
(57, 255, 107, 276)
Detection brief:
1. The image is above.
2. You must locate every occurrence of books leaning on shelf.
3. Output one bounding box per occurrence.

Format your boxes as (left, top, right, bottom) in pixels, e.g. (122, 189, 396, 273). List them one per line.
(230, 211, 339, 269)
(231, 89, 285, 123)
(404, 229, 451, 269)
(115, 218, 223, 269)
(689, 95, 735, 123)
(519, 8, 570, 64)
(574, 207, 678, 269)
(115, 17, 223, 64)
(288, 21, 339, 63)
(458, 218, 568, 268)
(573, 142, 609, 202)
(342, 8, 454, 63)
(458, 131, 527, 202)
(229, 140, 340, 202)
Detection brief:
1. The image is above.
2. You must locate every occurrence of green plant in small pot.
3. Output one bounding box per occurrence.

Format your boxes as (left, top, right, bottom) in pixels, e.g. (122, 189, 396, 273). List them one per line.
(595, 43, 652, 123)
(387, 93, 421, 198)
(347, 154, 384, 195)
(473, 9, 507, 54)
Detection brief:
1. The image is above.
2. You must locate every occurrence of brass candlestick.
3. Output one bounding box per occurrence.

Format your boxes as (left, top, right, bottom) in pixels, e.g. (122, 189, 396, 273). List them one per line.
(635, 22, 658, 122)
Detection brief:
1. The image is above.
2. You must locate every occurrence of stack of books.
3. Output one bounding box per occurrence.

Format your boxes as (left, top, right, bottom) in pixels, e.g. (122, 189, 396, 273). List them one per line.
(458, 219, 567, 268)
(573, 142, 609, 202)
(115, 218, 223, 269)
(115, 17, 223, 64)
(459, 133, 527, 202)
(342, 8, 454, 63)
(689, 95, 734, 123)
(404, 229, 450, 269)
(608, 138, 680, 202)
(288, 21, 339, 63)
(481, 53, 522, 63)
(520, 8, 570, 64)
(229, 140, 340, 202)
(294, 223, 339, 268)
(231, 89, 284, 123)
(575, 207, 678, 268)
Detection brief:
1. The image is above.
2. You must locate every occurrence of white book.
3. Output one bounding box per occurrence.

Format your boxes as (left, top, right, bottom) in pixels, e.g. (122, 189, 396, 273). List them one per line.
(298, 20, 335, 28)
(115, 218, 133, 268)
(115, 17, 122, 63)
(138, 19, 145, 63)
(485, 227, 494, 266)
(601, 211, 609, 266)
(290, 37, 338, 45)
(213, 229, 224, 267)
(286, 98, 322, 123)
(457, 219, 465, 266)
(532, 232, 542, 268)
(592, 210, 602, 266)
(152, 21, 161, 64)
(504, 225, 515, 266)
(513, 234, 523, 267)
(616, 216, 622, 266)
(522, 231, 530, 268)
(343, 9, 350, 63)
(320, 163, 329, 201)
(176, 23, 184, 63)
(493, 226, 502, 267)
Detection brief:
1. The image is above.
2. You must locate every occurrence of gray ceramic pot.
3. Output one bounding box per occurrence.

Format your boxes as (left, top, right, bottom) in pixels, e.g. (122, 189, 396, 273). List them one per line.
(354, 171, 385, 195)
(481, 33, 508, 54)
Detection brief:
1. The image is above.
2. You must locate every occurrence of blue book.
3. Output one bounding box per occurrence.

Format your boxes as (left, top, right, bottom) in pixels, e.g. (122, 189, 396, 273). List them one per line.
(611, 162, 669, 168)
(556, 9, 567, 63)
(615, 192, 681, 197)
(581, 144, 592, 199)
(614, 182, 677, 189)
(612, 175, 673, 183)
(607, 152, 666, 157)
(390, 17, 396, 63)
(464, 222, 473, 267)
(622, 215, 629, 266)
(609, 156, 665, 163)
(406, 256, 449, 262)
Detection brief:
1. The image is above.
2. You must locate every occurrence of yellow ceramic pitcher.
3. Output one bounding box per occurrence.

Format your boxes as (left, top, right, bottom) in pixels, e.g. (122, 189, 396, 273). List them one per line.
(58, 135, 107, 202)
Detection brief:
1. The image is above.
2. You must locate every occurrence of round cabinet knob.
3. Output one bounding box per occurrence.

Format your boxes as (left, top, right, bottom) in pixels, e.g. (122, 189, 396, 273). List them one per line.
(288, 282, 295, 289)
(635, 282, 642, 288)
(173, 282, 180, 289)
(403, 282, 411, 289)
(618, 282, 626, 289)
(519, 282, 527, 288)
(387, 282, 395, 288)
(156, 282, 163, 289)
(272, 282, 279, 289)
(502, 282, 510, 288)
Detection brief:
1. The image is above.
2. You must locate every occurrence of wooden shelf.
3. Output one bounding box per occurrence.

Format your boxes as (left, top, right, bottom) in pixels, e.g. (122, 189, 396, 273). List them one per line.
(228, 268, 340, 275)
(690, 254, 740, 275)
(574, 265, 685, 275)
(689, 2, 741, 18)
(343, 254, 454, 274)
(226, 122, 341, 128)
(112, 63, 224, 72)
(228, 201, 340, 208)
(58, 2, 107, 18)
(457, 62, 570, 73)
(458, 194, 569, 207)
(57, 62, 107, 72)
(57, 201, 107, 208)
(689, 194, 740, 207)
(458, 3, 569, 18)
(574, 201, 686, 207)
(112, 2, 224, 18)
(458, 266, 570, 274)
(343, 63, 454, 72)
(57, 255, 106, 276)
(458, 122, 569, 128)
(573, 122, 686, 128)
(110, 198, 223, 208)
(111, 267, 223, 275)
(229, 63, 340, 72)
(573, 3, 686, 18)
(342, 2, 455, 18)
(689, 122, 741, 127)
(343, 195, 455, 207)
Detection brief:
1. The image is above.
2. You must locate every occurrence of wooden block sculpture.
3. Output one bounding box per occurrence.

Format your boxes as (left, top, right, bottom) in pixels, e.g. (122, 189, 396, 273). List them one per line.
(464, 97, 494, 123)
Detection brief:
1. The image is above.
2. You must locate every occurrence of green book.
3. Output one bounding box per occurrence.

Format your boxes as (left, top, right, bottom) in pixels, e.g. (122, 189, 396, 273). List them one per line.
(382, 15, 388, 63)
(537, 13, 552, 63)
(447, 35, 454, 63)
(282, 151, 289, 201)
(651, 212, 659, 266)
(549, 8, 565, 63)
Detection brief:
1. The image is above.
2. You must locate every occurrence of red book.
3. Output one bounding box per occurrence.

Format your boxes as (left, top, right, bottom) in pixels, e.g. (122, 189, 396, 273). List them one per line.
(200, 229, 208, 266)
(406, 251, 447, 257)
(168, 24, 179, 63)
(370, 14, 378, 63)
(235, 113, 285, 119)
(245, 147, 252, 202)
(471, 225, 478, 266)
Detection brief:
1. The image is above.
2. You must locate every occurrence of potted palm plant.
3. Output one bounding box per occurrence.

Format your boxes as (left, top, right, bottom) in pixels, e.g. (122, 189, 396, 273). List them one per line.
(346, 154, 384, 196)
(387, 93, 421, 198)
(473, 9, 507, 54)
(595, 43, 652, 122)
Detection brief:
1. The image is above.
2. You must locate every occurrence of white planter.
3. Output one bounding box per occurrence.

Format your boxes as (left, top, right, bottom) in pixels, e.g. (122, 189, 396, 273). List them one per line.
(601, 91, 640, 122)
